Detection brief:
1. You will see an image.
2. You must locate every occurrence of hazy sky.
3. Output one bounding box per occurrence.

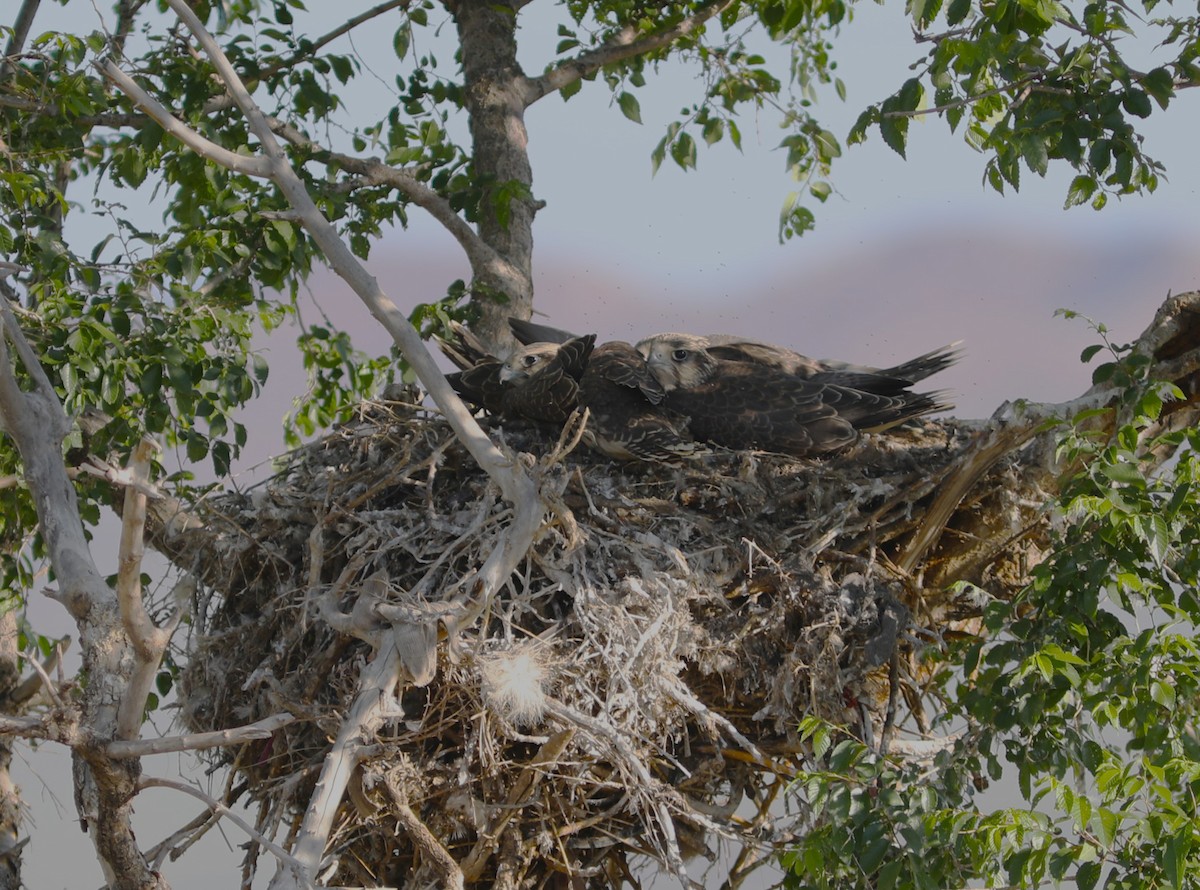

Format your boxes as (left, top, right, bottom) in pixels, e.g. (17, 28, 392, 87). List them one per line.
(15, 1, 1200, 887)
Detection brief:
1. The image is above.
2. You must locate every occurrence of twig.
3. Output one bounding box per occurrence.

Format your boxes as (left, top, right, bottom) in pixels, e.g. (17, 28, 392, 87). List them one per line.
(461, 729, 576, 880)
(138, 775, 312, 883)
(542, 697, 694, 890)
(523, 1, 734, 104)
(9, 636, 71, 706)
(382, 772, 465, 890)
(26, 649, 65, 708)
(106, 712, 295, 758)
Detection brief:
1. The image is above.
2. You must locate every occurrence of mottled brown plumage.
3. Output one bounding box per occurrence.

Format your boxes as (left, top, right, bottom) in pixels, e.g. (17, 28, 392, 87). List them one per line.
(638, 333, 951, 456)
(640, 333, 962, 395)
(442, 329, 595, 425)
(494, 334, 595, 424)
(577, 342, 701, 462)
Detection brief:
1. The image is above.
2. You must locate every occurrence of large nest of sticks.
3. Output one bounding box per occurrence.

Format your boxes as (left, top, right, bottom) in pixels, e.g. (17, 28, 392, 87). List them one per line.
(173, 396, 1048, 888)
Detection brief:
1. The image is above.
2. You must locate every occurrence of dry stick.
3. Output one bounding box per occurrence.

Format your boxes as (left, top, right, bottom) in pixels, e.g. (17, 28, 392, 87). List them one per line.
(9, 636, 70, 706)
(461, 729, 576, 881)
(383, 772, 465, 890)
(139, 776, 311, 882)
(542, 698, 694, 890)
(105, 712, 296, 758)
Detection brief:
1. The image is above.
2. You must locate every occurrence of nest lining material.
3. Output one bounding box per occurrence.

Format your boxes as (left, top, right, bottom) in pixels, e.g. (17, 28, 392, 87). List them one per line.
(177, 395, 1038, 887)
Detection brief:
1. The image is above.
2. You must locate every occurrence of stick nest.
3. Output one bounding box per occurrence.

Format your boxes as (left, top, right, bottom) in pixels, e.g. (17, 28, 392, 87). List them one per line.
(177, 393, 1046, 888)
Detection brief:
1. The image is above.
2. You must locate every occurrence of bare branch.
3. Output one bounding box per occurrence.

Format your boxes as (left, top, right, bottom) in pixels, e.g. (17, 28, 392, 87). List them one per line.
(382, 772, 465, 890)
(138, 775, 310, 880)
(9, 636, 71, 707)
(116, 438, 159, 661)
(523, 1, 734, 105)
(122, 0, 537, 508)
(281, 642, 403, 885)
(106, 712, 295, 758)
(0, 712, 78, 745)
(267, 117, 508, 279)
(94, 60, 275, 178)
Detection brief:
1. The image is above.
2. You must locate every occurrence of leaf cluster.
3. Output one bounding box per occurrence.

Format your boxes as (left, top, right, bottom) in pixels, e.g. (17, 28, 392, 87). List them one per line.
(784, 339, 1200, 889)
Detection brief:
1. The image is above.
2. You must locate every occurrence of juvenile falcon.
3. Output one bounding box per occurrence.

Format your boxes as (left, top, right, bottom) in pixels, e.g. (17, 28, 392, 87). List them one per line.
(637, 333, 950, 456)
(576, 341, 702, 462)
(441, 326, 595, 425)
(513, 317, 961, 396)
(494, 333, 595, 424)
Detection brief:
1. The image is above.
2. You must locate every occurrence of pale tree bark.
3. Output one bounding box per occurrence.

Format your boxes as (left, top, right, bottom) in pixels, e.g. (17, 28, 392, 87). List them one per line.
(0, 610, 24, 890)
(453, 0, 539, 350)
(0, 296, 167, 889)
(99, 2, 552, 885)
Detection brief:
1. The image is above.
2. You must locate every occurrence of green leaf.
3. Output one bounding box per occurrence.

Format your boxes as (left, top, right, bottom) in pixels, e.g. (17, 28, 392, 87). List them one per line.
(1064, 175, 1097, 209)
(671, 132, 697, 170)
(880, 114, 910, 159)
(1122, 89, 1153, 119)
(393, 23, 411, 60)
(617, 92, 642, 124)
(1141, 67, 1175, 109)
(1077, 860, 1101, 890)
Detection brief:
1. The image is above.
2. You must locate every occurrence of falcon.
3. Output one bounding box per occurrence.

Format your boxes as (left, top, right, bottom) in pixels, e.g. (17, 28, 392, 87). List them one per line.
(439, 322, 595, 425)
(576, 342, 702, 462)
(513, 317, 961, 396)
(697, 335, 961, 395)
(494, 334, 595, 424)
(637, 333, 951, 456)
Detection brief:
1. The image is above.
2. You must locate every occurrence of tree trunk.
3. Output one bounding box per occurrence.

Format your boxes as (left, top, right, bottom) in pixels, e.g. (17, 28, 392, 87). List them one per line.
(0, 611, 24, 890)
(454, 0, 537, 351)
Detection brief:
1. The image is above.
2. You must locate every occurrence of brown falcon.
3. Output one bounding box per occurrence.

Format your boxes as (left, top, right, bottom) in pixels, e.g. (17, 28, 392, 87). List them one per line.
(576, 342, 702, 462)
(512, 317, 961, 396)
(697, 335, 961, 395)
(637, 333, 951, 456)
(494, 334, 595, 424)
(440, 324, 595, 425)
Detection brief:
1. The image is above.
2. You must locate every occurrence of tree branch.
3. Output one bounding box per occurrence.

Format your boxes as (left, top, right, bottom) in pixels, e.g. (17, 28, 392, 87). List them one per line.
(256, 0, 411, 83)
(0, 714, 79, 744)
(97, 6, 553, 886)
(523, 1, 734, 105)
(382, 772, 465, 890)
(266, 117, 512, 282)
(106, 712, 295, 758)
(93, 62, 275, 178)
(138, 776, 308, 879)
(0, 0, 43, 81)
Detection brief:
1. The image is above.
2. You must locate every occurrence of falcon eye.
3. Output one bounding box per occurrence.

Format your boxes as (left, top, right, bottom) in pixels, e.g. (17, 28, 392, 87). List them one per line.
(672, 349, 690, 362)
(522, 355, 540, 367)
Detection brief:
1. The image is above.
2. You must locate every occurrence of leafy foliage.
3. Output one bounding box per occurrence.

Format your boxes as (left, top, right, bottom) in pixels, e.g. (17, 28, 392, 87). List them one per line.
(783, 336, 1200, 889)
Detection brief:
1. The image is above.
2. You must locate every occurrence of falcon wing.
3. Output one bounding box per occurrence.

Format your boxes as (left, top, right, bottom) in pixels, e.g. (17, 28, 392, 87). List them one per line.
(579, 342, 700, 462)
(501, 334, 596, 424)
(663, 362, 950, 456)
(435, 321, 495, 371)
(508, 317, 578, 346)
(446, 361, 507, 415)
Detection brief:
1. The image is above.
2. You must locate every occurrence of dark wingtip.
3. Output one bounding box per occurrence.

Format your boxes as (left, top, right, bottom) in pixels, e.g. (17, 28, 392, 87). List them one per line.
(508, 317, 578, 345)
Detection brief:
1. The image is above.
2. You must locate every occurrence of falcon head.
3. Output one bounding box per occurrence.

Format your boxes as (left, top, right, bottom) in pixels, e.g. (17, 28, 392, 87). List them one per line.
(499, 343, 560, 384)
(636, 333, 717, 391)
